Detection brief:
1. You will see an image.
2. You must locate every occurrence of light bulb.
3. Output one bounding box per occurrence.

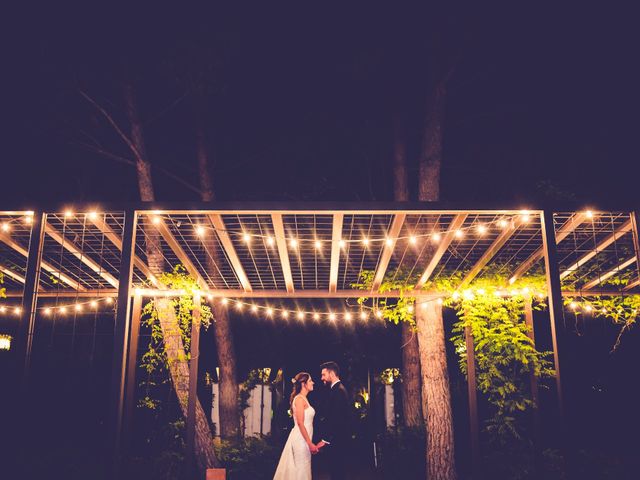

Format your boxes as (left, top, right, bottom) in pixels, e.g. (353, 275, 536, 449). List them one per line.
(315, 240, 322, 250)
(243, 233, 251, 243)
(44, 307, 52, 315)
(499, 219, 508, 229)
(360, 311, 368, 320)
(329, 312, 336, 321)
(586, 210, 594, 218)
(455, 230, 464, 238)
(362, 237, 369, 247)
(75, 304, 82, 312)
(282, 310, 289, 319)
(477, 224, 487, 235)
(24, 216, 32, 224)
(313, 312, 320, 321)
(297, 311, 304, 320)
(407, 305, 414, 313)
(64, 210, 74, 219)
(1, 223, 10, 232)
(87, 211, 98, 220)
(344, 312, 352, 321)
(569, 302, 577, 310)
(375, 310, 383, 318)
(0, 306, 6, 313)
(235, 302, 243, 311)
(106, 297, 113, 305)
(266, 236, 275, 246)
(437, 298, 444, 305)
(289, 238, 298, 249)
(432, 233, 441, 243)
(251, 304, 258, 313)
(60, 306, 68, 314)
(152, 215, 161, 225)
(90, 301, 98, 308)
(385, 238, 393, 246)
(339, 239, 346, 249)
(409, 235, 417, 245)
(221, 298, 228, 305)
(266, 307, 273, 316)
(14, 307, 22, 315)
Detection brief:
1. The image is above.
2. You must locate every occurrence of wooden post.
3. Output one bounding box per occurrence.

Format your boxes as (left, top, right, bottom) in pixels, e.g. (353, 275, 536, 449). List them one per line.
(524, 297, 542, 472)
(110, 210, 137, 478)
(464, 324, 481, 477)
(629, 211, 640, 282)
(17, 211, 44, 390)
(540, 210, 565, 417)
(123, 293, 143, 449)
(186, 294, 203, 477)
(541, 209, 573, 477)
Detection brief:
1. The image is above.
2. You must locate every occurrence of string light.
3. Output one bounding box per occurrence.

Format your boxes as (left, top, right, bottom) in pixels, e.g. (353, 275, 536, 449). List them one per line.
(499, 219, 508, 229)
(454, 229, 464, 239)
(266, 307, 273, 317)
(24, 216, 32, 224)
(266, 236, 275, 246)
(243, 233, 251, 243)
(14, 307, 21, 315)
(74, 304, 83, 312)
(87, 211, 98, 221)
(360, 311, 368, 320)
(106, 297, 114, 305)
(314, 240, 322, 250)
(313, 312, 320, 321)
(409, 235, 417, 245)
(328, 312, 336, 321)
(1, 222, 9, 232)
(339, 240, 346, 249)
(152, 215, 162, 225)
(344, 312, 352, 321)
(586, 210, 594, 219)
(385, 238, 393, 246)
(289, 238, 298, 249)
(195, 225, 206, 236)
(235, 302, 243, 311)
(282, 310, 289, 319)
(297, 311, 304, 320)
(407, 305, 414, 313)
(64, 210, 74, 219)
(432, 233, 441, 243)
(362, 237, 369, 247)
(221, 298, 228, 306)
(476, 224, 487, 235)
(437, 298, 444, 305)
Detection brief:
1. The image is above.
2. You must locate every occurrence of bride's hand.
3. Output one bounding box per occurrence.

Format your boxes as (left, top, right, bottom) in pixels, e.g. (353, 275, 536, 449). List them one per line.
(308, 442, 319, 454)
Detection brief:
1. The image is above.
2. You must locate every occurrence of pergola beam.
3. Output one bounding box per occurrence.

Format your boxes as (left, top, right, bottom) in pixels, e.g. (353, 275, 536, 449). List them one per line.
(329, 213, 344, 293)
(415, 214, 468, 289)
(559, 219, 632, 280)
(207, 214, 252, 292)
(458, 218, 522, 289)
(0, 229, 85, 291)
(0, 263, 26, 284)
(271, 214, 295, 293)
(371, 214, 405, 292)
(86, 215, 159, 287)
(154, 220, 208, 290)
(44, 222, 119, 288)
(509, 212, 590, 284)
(583, 256, 637, 290)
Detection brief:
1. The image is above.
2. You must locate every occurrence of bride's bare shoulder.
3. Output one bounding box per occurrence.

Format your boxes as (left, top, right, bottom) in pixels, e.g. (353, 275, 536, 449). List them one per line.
(293, 395, 309, 409)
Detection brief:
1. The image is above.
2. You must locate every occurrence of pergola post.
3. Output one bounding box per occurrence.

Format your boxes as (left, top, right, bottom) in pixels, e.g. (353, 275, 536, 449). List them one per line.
(540, 210, 565, 417)
(17, 210, 44, 390)
(186, 294, 202, 477)
(110, 210, 138, 477)
(524, 297, 541, 472)
(629, 211, 640, 283)
(464, 323, 481, 476)
(123, 293, 143, 449)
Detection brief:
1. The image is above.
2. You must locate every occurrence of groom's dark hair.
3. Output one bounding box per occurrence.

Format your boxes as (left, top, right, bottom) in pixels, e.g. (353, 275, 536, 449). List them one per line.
(320, 361, 340, 377)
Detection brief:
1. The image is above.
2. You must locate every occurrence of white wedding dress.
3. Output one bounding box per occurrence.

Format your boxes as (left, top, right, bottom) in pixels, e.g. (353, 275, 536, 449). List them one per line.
(273, 395, 315, 480)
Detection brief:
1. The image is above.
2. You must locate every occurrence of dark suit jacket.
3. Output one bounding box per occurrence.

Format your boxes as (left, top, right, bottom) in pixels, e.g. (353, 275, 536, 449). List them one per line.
(322, 381, 350, 446)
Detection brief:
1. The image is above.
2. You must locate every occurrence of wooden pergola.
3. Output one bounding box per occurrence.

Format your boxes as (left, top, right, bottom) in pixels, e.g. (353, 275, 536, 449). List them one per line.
(2, 203, 639, 472)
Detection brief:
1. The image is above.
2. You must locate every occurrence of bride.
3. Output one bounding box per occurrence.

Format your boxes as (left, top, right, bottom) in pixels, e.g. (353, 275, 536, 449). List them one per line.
(273, 372, 322, 479)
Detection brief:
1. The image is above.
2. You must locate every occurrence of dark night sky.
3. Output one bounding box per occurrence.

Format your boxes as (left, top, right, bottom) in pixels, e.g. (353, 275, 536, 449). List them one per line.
(2, 4, 638, 207)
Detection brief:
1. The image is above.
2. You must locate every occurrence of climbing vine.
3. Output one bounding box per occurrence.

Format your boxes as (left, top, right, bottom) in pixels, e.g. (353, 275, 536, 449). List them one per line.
(354, 269, 555, 442)
(138, 265, 213, 410)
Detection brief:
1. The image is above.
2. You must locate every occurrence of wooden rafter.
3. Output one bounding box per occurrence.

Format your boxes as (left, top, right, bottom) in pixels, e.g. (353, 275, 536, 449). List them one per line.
(371, 214, 405, 291)
(458, 218, 523, 290)
(415, 214, 468, 289)
(559, 219, 632, 280)
(154, 220, 208, 290)
(509, 212, 590, 283)
(0, 229, 85, 290)
(0, 263, 26, 284)
(44, 222, 119, 288)
(87, 215, 159, 287)
(624, 278, 640, 291)
(329, 213, 344, 293)
(207, 214, 252, 292)
(271, 214, 294, 293)
(583, 256, 637, 290)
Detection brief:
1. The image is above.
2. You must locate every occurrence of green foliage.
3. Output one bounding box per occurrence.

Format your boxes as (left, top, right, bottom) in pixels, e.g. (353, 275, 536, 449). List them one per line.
(564, 286, 640, 351)
(215, 436, 281, 480)
(138, 265, 213, 410)
(444, 275, 555, 443)
(355, 268, 554, 445)
(379, 367, 401, 385)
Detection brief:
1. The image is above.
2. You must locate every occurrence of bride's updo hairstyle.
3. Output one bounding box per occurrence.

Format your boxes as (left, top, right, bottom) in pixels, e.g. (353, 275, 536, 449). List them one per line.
(290, 372, 311, 406)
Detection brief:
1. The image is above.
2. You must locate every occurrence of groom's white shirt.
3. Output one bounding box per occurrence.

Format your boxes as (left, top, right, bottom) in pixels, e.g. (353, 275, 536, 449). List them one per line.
(330, 379, 340, 389)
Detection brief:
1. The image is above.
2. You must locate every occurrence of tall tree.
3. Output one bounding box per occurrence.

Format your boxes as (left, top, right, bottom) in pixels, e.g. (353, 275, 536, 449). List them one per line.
(392, 111, 424, 429)
(82, 83, 220, 471)
(194, 101, 241, 439)
(415, 27, 459, 480)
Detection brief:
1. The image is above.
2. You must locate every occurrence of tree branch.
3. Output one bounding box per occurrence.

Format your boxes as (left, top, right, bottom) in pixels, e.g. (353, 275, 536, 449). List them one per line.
(79, 89, 145, 164)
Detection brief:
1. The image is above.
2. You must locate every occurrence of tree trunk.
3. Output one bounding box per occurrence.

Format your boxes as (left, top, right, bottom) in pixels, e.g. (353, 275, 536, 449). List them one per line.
(416, 300, 457, 480)
(418, 81, 446, 202)
(417, 77, 457, 479)
(123, 82, 219, 469)
(392, 111, 424, 428)
(155, 298, 219, 471)
(195, 113, 241, 439)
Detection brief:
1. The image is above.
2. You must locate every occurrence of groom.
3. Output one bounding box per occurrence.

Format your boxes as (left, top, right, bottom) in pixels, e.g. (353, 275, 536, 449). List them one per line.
(318, 361, 350, 480)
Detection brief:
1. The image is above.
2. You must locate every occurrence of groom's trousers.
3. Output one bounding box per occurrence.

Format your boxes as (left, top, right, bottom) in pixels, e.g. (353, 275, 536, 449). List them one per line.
(326, 443, 347, 480)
